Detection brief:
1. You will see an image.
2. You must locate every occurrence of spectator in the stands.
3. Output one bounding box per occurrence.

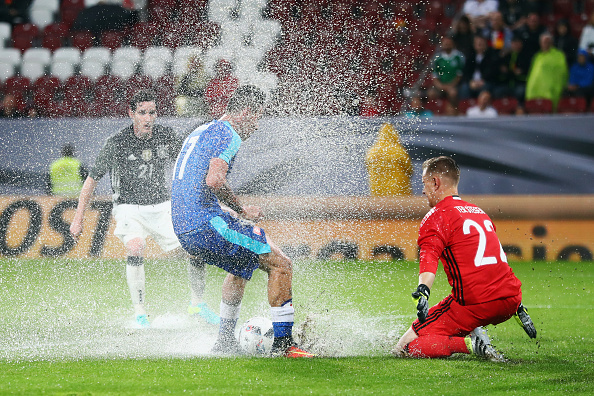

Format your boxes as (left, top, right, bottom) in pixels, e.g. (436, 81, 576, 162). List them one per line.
(175, 54, 209, 117)
(579, 11, 594, 59)
(466, 90, 498, 117)
(498, 0, 527, 30)
(459, 34, 500, 99)
(403, 95, 433, 118)
(493, 35, 530, 107)
(484, 11, 513, 55)
(554, 19, 578, 65)
(0, 0, 32, 26)
(565, 49, 594, 106)
(452, 15, 475, 60)
(463, 0, 499, 31)
(513, 12, 547, 61)
(428, 35, 465, 109)
(0, 93, 25, 118)
(525, 32, 568, 111)
(204, 59, 239, 119)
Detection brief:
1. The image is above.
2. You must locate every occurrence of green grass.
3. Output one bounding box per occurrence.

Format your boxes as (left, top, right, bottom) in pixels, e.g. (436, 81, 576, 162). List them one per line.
(0, 258, 592, 395)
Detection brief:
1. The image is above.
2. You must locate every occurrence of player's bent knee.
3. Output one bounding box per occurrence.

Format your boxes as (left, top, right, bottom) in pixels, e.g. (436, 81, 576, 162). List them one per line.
(126, 238, 146, 257)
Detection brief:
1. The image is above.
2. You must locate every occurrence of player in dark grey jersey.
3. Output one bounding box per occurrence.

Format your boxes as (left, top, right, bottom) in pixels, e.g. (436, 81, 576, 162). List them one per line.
(70, 89, 219, 329)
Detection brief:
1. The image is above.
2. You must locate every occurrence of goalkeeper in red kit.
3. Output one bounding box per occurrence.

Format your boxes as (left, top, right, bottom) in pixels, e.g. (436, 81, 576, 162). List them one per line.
(392, 156, 536, 362)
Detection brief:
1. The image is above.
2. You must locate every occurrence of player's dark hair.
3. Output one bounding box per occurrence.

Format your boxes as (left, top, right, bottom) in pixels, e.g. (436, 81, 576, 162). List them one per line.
(129, 89, 156, 111)
(61, 143, 75, 157)
(226, 85, 265, 113)
(423, 156, 460, 184)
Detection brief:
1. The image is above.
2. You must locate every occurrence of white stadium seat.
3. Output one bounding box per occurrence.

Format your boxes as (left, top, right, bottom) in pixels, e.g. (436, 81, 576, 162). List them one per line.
(112, 47, 142, 67)
(31, 0, 59, 13)
(50, 60, 75, 81)
(0, 48, 21, 67)
(29, 8, 54, 30)
(0, 62, 15, 82)
(110, 59, 135, 79)
(52, 47, 81, 65)
(0, 22, 11, 47)
(22, 48, 52, 66)
(20, 61, 46, 81)
(80, 59, 106, 80)
(144, 46, 172, 65)
(82, 47, 112, 66)
(142, 57, 168, 79)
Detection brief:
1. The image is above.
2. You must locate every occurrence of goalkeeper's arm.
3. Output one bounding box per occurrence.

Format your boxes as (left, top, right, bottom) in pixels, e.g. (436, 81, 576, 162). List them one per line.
(412, 272, 436, 323)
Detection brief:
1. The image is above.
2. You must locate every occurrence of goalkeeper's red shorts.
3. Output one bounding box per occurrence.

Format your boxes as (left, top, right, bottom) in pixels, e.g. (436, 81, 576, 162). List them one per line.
(412, 293, 522, 337)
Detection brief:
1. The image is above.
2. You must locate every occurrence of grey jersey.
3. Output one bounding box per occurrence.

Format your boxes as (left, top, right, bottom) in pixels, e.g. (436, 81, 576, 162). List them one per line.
(90, 124, 183, 205)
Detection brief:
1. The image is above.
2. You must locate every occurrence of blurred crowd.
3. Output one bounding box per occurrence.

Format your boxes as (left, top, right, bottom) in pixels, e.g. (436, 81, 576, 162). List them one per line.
(2, 0, 594, 118)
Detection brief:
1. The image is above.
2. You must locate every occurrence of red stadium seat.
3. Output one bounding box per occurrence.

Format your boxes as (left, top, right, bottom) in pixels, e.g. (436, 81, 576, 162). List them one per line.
(586, 0, 594, 14)
(60, 0, 85, 13)
(524, 98, 553, 114)
(33, 76, 62, 116)
(557, 96, 587, 114)
(42, 34, 63, 51)
(60, 8, 82, 29)
(101, 30, 124, 51)
(425, 98, 448, 115)
(11, 23, 40, 52)
(148, 0, 178, 12)
(130, 22, 160, 50)
(149, 6, 172, 29)
(44, 23, 69, 40)
(492, 97, 519, 115)
(457, 98, 477, 114)
(154, 75, 175, 115)
(552, 0, 575, 18)
(71, 31, 94, 52)
(4, 76, 31, 99)
(569, 13, 588, 39)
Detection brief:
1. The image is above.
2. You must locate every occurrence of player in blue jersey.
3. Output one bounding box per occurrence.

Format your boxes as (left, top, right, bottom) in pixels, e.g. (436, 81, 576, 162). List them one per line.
(171, 86, 314, 358)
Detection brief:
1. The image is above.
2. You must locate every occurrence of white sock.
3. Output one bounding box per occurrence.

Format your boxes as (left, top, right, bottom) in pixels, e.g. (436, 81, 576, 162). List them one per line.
(126, 263, 146, 315)
(219, 301, 242, 320)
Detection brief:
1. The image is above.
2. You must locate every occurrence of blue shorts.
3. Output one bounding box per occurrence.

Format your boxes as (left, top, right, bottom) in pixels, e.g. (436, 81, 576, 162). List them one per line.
(176, 212, 271, 280)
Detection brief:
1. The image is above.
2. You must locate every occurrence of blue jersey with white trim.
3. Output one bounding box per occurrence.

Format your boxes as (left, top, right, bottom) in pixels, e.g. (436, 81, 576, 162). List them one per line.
(171, 120, 241, 234)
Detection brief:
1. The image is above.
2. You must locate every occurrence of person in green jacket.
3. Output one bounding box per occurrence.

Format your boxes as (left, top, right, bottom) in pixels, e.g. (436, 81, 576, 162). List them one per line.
(525, 32, 569, 111)
(48, 143, 88, 197)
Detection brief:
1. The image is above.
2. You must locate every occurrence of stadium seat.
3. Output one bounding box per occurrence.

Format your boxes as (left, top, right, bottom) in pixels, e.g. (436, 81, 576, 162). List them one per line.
(71, 31, 94, 52)
(101, 30, 124, 51)
(50, 61, 76, 81)
(586, 0, 594, 14)
(142, 58, 168, 79)
(32, 0, 60, 13)
(80, 59, 106, 80)
(41, 34, 63, 51)
(492, 97, 519, 115)
(552, 0, 575, 18)
(557, 96, 587, 114)
(52, 47, 81, 66)
(60, 7, 81, 28)
(33, 75, 61, 116)
(0, 21, 12, 46)
(0, 62, 15, 83)
(4, 76, 31, 100)
(154, 75, 175, 115)
(129, 22, 160, 50)
(30, 8, 54, 30)
(524, 98, 553, 114)
(425, 98, 448, 115)
(112, 47, 142, 68)
(23, 48, 52, 66)
(457, 98, 477, 115)
(21, 61, 47, 82)
(43, 22, 69, 40)
(110, 60, 136, 79)
(125, 75, 153, 98)
(0, 48, 22, 68)
(12, 23, 40, 44)
(82, 47, 111, 66)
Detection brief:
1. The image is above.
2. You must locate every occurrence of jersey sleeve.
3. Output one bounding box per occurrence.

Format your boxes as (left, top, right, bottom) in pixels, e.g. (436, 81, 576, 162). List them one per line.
(418, 210, 449, 274)
(89, 137, 116, 181)
(217, 130, 241, 164)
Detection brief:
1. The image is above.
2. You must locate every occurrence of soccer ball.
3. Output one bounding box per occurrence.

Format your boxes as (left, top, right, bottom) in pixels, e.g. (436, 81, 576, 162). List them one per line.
(238, 317, 274, 355)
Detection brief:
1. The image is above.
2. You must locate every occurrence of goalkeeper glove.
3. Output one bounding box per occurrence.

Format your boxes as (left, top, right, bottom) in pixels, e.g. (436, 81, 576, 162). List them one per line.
(514, 303, 537, 339)
(411, 284, 430, 323)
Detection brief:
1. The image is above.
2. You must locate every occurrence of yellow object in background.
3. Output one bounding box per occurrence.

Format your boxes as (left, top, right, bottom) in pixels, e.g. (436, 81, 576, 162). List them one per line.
(365, 123, 413, 196)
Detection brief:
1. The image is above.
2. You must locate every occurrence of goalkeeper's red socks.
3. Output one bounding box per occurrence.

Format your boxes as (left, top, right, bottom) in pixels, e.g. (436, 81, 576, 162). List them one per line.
(406, 335, 469, 358)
